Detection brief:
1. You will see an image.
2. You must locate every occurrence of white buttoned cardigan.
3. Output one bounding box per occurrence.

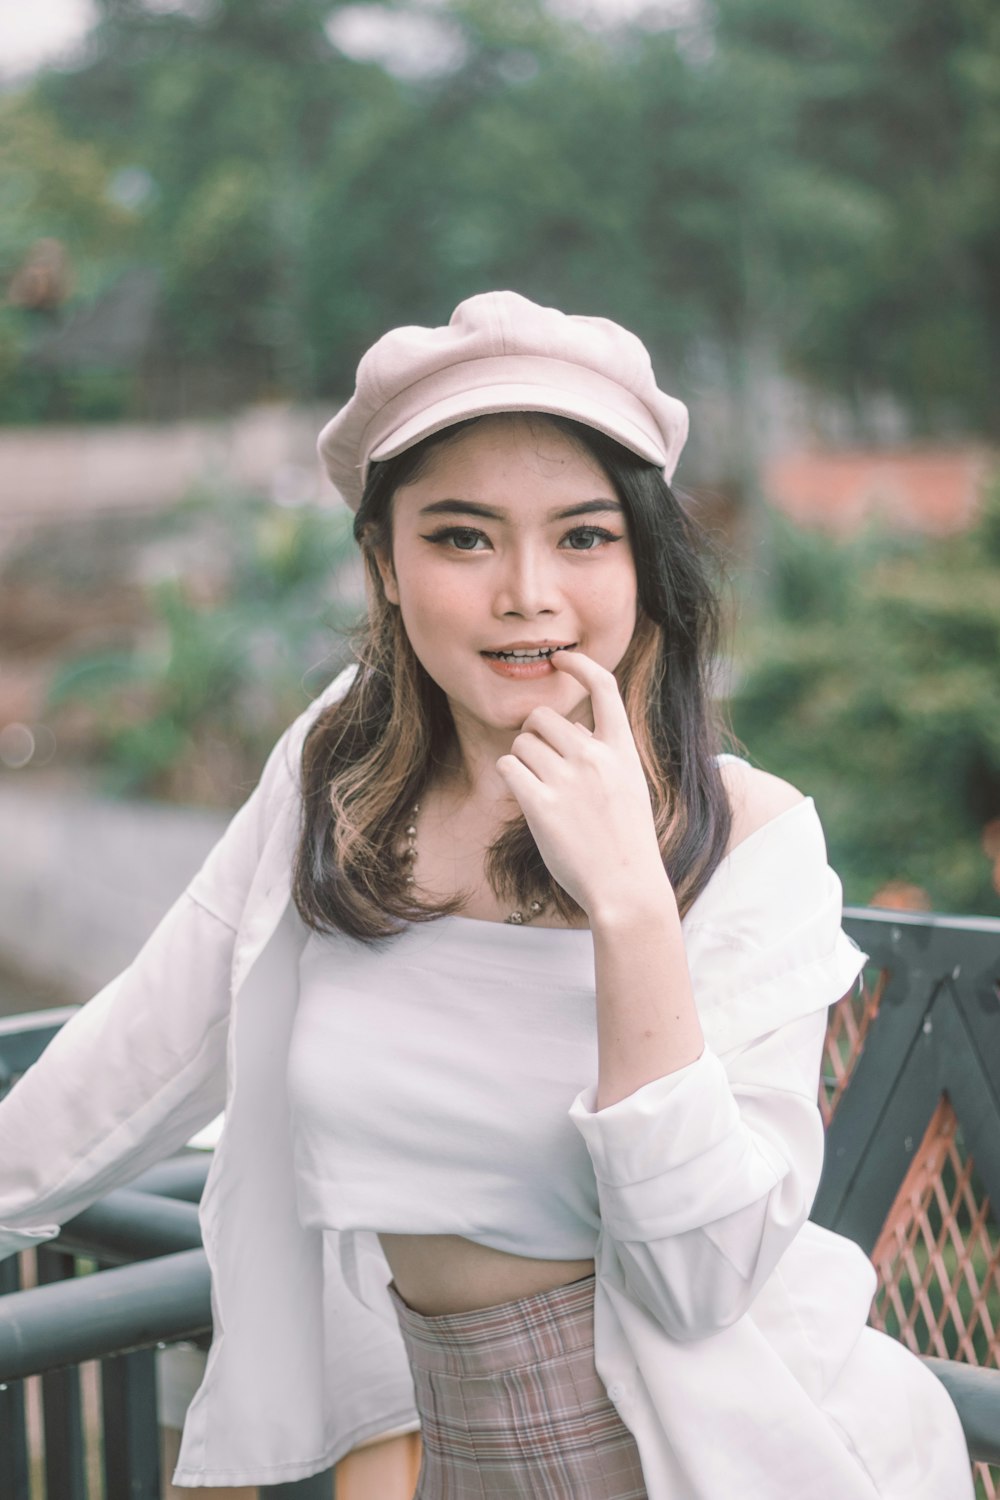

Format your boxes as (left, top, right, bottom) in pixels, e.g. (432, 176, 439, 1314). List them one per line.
(0, 666, 972, 1496)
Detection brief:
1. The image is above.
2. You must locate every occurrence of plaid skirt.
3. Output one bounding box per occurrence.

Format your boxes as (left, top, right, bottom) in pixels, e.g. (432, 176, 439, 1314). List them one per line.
(386, 1272, 649, 1499)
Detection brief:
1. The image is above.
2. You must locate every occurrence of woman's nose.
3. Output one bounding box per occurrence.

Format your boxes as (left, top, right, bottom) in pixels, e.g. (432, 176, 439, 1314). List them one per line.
(492, 545, 560, 618)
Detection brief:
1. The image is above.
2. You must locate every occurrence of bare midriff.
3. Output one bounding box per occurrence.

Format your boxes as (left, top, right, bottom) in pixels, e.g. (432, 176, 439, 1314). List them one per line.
(378, 1232, 596, 1316)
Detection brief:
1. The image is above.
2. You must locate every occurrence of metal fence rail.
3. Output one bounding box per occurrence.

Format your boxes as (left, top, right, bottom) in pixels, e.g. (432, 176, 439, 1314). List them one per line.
(0, 1152, 330, 1496)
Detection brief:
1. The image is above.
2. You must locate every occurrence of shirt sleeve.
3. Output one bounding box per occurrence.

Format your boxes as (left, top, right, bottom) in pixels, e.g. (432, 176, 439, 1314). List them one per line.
(568, 797, 867, 1343)
(0, 891, 235, 1261)
(0, 665, 358, 1261)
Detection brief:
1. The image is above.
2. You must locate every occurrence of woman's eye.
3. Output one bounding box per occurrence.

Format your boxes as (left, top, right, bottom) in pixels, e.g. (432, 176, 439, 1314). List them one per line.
(421, 524, 621, 553)
(563, 526, 621, 551)
(422, 527, 489, 551)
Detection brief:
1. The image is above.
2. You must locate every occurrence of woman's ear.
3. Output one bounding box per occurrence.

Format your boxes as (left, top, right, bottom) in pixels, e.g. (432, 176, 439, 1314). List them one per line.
(374, 546, 400, 605)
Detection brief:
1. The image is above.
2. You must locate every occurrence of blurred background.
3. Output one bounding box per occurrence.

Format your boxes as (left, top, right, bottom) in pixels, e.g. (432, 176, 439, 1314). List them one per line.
(1, 0, 998, 1020)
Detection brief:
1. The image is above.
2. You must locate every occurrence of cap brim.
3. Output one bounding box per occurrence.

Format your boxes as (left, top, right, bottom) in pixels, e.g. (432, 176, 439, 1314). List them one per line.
(369, 383, 669, 471)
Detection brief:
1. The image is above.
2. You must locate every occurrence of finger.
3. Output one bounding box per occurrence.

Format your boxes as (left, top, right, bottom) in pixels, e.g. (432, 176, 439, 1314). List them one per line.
(520, 705, 590, 756)
(496, 751, 544, 805)
(549, 649, 629, 744)
(508, 729, 565, 780)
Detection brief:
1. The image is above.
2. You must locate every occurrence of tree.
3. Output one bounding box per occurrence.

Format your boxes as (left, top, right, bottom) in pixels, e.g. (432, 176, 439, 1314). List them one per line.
(727, 476, 1000, 916)
(9, 0, 999, 439)
(0, 91, 139, 420)
(709, 0, 1000, 433)
(35, 0, 356, 409)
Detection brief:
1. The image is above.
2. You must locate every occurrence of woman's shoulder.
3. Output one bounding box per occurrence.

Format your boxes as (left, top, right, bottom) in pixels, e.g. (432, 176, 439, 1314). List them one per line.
(687, 760, 862, 1053)
(715, 755, 807, 860)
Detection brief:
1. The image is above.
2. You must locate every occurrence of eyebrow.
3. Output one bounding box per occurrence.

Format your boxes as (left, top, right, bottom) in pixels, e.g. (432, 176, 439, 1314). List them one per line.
(417, 499, 623, 521)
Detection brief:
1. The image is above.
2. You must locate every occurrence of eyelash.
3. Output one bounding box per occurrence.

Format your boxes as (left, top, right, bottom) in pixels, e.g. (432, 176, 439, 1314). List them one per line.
(420, 525, 623, 553)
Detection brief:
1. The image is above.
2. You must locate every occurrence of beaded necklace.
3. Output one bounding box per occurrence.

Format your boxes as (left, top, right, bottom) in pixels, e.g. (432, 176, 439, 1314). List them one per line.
(402, 802, 548, 925)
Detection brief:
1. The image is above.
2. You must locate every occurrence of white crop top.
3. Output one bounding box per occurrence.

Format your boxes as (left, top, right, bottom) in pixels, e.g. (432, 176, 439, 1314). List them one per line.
(289, 914, 603, 1258)
(286, 755, 782, 1260)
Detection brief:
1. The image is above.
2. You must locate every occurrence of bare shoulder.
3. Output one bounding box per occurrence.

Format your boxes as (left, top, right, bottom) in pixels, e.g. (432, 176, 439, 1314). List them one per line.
(718, 760, 807, 858)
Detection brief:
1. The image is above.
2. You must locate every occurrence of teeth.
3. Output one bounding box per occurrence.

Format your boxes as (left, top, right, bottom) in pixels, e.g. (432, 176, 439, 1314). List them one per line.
(489, 645, 568, 662)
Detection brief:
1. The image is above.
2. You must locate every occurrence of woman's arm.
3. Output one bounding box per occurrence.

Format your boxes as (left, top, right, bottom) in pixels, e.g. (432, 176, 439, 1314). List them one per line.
(570, 796, 866, 1341)
(586, 763, 805, 1108)
(588, 887, 704, 1109)
(0, 666, 357, 1255)
(0, 888, 235, 1256)
(569, 1006, 831, 1341)
(497, 651, 866, 1344)
(570, 773, 864, 1341)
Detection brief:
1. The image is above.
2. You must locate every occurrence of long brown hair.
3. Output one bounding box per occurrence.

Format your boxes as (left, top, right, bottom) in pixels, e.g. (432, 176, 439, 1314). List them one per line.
(293, 414, 739, 941)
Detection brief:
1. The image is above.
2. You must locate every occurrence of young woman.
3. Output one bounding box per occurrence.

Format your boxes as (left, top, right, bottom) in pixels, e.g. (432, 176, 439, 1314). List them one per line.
(0, 292, 972, 1498)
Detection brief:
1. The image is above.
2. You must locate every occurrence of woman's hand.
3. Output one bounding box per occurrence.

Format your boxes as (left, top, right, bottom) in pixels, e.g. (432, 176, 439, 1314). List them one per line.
(495, 650, 672, 920)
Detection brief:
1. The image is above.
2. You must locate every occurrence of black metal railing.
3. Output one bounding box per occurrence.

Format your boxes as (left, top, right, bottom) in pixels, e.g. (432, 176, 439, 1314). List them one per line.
(0, 1189, 333, 1497)
(0, 1037, 331, 1499)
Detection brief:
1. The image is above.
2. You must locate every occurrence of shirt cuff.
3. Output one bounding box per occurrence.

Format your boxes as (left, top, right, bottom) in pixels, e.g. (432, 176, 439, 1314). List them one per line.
(568, 1046, 728, 1181)
(567, 1048, 785, 1240)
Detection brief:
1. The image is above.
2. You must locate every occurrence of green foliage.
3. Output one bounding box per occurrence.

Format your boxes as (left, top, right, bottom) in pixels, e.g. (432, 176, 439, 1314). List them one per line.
(0, 92, 133, 268)
(2, 0, 994, 430)
(728, 476, 1000, 915)
(44, 487, 359, 804)
(0, 92, 140, 422)
(717, 0, 1000, 427)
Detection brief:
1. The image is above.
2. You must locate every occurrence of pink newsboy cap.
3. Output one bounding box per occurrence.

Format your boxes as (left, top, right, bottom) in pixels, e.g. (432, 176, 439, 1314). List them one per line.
(317, 290, 689, 512)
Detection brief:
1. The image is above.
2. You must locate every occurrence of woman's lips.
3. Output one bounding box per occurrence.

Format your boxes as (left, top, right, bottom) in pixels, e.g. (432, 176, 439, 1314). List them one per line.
(480, 646, 576, 680)
(482, 655, 560, 679)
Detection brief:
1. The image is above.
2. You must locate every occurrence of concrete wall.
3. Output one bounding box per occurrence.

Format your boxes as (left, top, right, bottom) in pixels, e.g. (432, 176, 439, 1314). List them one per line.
(0, 782, 227, 1002)
(0, 402, 335, 530)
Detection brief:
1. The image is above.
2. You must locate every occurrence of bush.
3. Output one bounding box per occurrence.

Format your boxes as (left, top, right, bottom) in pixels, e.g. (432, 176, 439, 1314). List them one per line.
(727, 477, 1000, 916)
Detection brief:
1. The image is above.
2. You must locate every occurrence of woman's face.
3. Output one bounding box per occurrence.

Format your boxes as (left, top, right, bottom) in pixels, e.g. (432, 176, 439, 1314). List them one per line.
(374, 414, 639, 741)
